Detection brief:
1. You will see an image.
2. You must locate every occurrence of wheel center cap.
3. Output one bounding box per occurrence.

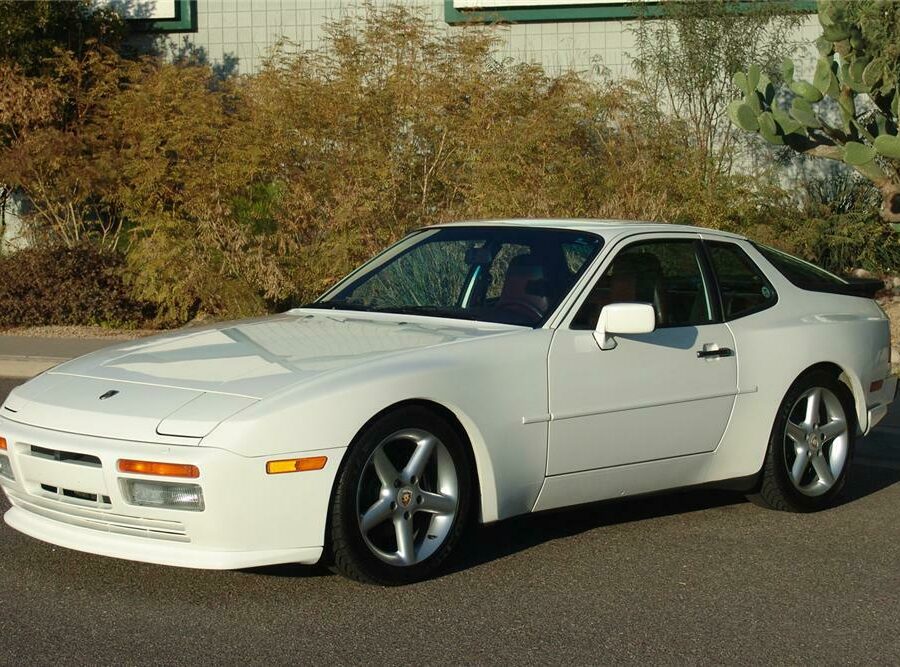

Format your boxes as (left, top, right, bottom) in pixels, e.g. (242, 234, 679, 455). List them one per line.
(808, 433, 822, 452)
(397, 488, 414, 509)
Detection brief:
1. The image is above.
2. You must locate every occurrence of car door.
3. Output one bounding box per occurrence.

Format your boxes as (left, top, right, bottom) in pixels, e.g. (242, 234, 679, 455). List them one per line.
(546, 234, 738, 475)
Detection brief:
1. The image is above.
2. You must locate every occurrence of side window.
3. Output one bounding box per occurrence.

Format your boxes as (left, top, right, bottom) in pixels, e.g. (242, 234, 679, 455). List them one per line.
(707, 242, 776, 320)
(572, 239, 714, 329)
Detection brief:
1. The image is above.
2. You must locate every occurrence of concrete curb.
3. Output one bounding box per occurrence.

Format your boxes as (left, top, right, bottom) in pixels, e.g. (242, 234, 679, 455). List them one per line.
(0, 334, 131, 380)
(0, 355, 68, 379)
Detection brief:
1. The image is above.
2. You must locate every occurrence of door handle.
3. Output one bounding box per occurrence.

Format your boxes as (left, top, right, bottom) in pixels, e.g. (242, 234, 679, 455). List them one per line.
(697, 347, 733, 358)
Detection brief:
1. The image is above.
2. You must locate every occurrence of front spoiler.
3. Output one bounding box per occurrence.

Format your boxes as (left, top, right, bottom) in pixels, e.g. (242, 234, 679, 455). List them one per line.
(5, 506, 323, 570)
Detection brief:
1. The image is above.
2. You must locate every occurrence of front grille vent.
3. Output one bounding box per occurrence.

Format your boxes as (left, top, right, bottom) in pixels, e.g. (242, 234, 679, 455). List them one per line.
(6, 488, 189, 542)
(39, 484, 111, 507)
(30, 445, 101, 468)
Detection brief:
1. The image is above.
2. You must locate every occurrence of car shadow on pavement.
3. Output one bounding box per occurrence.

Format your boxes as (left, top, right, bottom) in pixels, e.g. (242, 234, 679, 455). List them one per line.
(244, 561, 334, 579)
(836, 459, 900, 505)
(446, 487, 745, 575)
(244, 458, 899, 581)
(447, 456, 900, 575)
(244, 488, 744, 581)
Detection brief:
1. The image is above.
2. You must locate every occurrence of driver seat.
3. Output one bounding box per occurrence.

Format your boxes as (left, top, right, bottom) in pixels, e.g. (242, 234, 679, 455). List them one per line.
(608, 253, 667, 325)
(496, 254, 548, 321)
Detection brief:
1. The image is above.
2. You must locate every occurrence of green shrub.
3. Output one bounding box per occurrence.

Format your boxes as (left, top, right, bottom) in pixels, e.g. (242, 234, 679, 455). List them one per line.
(0, 245, 154, 328)
(738, 177, 900, 276)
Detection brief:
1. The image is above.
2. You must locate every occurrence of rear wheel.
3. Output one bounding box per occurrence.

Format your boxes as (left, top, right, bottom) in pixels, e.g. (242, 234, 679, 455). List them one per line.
(750, 370, 855, 512)
(329, 406, 474, 585)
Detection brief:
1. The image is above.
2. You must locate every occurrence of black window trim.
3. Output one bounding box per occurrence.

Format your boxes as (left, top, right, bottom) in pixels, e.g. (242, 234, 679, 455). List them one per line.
(703, 239, 779, 322)
(695, 239, 724, 324)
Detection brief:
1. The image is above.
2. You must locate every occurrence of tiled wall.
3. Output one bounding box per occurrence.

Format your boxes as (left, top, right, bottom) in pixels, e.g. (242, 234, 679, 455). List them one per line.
(174, 1, 820, 78)
(190, 0, 445, 74)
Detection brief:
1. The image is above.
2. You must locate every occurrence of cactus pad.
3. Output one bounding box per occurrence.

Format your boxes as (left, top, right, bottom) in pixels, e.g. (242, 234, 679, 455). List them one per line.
(874, 134, 900, 159)
(843, 141, 876, 165)
(727, 101, 759, 132)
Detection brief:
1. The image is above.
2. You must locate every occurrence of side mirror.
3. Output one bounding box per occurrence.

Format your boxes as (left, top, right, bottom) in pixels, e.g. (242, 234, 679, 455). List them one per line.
(593, 303, 656, 350)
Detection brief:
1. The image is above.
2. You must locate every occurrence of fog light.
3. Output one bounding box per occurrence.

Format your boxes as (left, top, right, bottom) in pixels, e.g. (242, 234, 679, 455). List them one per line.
(0, 454, 13, 481)
(122, 479, 204, 511)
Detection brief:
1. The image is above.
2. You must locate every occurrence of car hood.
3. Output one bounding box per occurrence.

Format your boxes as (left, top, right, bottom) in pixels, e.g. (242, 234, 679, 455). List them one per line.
(1, 311, 517, 441)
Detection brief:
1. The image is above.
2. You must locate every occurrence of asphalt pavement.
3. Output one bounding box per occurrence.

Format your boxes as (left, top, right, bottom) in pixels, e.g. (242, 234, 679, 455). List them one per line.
(1, 377, 898, 665)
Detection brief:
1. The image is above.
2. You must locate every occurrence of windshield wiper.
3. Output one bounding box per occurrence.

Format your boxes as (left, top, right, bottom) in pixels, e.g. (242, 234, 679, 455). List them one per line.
(300, 299, 378, 312)
(301, 301, 476, 321)
(378, 305, 476, 320)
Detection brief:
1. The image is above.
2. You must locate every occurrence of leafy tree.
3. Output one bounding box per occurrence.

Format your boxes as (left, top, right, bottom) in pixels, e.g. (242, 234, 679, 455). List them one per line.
(632, 0, 805, 177)
(0, 0, 124, 75)
(0, 0, 125, 249)
(730, 0, 900, 228)
(1, 49, 131, 251)
(0, 63, 60, 249)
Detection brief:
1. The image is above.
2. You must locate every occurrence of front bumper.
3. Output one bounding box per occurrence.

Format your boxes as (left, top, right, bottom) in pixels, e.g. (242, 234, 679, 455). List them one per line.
(0, 416, 342, 569)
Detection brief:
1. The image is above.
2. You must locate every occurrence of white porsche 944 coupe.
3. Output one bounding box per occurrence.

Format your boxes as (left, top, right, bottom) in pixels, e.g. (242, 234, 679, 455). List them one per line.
(0, 220, 896, 584)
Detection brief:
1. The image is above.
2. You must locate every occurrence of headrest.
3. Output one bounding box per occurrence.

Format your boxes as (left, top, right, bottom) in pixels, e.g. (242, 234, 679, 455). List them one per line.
(506, 254, 545, 278)
(611, 253, 662, 276)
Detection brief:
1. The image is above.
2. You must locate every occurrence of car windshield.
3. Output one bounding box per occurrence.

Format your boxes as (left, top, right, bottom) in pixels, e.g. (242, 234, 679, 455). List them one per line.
(308, 226, 603, 327)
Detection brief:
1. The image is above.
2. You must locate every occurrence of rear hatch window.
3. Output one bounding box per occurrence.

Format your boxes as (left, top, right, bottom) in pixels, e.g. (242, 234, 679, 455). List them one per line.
(753, 244, 883, 298)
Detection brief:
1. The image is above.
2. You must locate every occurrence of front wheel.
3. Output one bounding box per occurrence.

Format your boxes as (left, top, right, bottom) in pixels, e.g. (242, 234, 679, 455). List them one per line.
(750, 370, 855, 512)
(329, 406, 474, 585)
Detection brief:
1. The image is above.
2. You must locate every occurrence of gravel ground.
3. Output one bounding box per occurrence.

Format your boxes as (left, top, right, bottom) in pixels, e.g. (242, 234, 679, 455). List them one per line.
(0, 325, 160, 339)
(878, 296, 900, 373)
(880, 297, 900, 344)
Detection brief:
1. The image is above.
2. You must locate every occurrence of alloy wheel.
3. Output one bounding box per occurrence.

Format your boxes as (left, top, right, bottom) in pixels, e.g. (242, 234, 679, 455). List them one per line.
(356, 428, 459, 566)
(783, 386, 850, 497)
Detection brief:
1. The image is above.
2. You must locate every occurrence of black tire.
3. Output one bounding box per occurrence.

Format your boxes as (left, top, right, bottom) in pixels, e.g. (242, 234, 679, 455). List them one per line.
(749, 369, 856, 512)
(329, 406, 474, 585)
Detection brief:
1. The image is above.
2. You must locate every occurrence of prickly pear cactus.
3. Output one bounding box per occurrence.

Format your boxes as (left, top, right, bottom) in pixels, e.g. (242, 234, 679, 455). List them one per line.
(729, 0, 900, 229)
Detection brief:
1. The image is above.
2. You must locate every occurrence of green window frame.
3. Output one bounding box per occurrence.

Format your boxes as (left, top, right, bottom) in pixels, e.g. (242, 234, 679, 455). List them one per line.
(128, 0, 197, 33)
(444, 0, 816, 25)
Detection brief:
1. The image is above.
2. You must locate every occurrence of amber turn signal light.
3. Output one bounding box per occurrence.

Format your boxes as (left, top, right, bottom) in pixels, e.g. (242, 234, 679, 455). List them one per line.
(117, 459, 200, 478)
(0, 437, 7, 451)
(266, 456, 327, 474)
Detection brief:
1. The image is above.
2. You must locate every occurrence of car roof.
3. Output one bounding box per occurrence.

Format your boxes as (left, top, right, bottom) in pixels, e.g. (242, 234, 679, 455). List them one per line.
(431, 218, 746, 241)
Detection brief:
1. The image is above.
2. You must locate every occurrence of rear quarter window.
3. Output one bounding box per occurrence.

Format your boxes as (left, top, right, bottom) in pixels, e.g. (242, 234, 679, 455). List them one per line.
(707, 242, 777, 320)
(753, 244, 848, 290)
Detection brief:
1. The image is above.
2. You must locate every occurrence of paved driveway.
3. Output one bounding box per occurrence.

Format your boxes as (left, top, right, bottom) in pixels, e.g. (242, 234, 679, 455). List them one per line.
(1, 377, 898, 664)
